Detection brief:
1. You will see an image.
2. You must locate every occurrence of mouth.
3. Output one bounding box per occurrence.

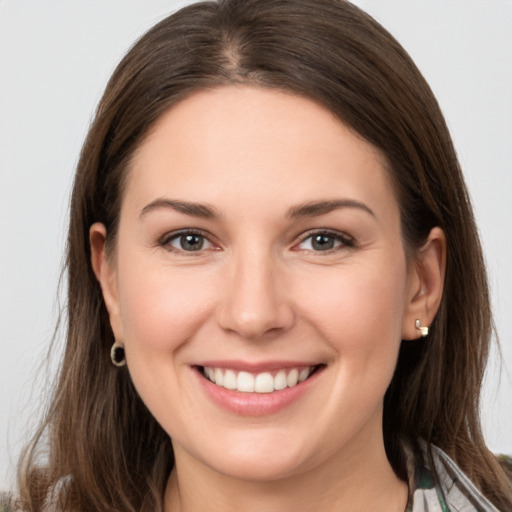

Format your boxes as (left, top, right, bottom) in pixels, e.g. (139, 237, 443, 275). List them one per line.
(197, 364, 324, 394)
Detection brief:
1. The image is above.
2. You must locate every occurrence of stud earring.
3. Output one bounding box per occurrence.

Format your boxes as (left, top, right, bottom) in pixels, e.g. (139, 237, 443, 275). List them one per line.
(415, 319, 429, 338)
(110, 341, 126, 366)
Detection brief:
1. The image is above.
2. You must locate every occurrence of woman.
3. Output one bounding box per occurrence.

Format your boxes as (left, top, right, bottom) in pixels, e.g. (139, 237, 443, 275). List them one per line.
(8, 0, 512, 511)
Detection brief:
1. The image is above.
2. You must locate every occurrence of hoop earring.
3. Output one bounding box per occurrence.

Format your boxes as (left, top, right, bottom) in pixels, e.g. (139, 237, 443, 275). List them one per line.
(415, 319, 429, 338)
(110, 341, 126, 367)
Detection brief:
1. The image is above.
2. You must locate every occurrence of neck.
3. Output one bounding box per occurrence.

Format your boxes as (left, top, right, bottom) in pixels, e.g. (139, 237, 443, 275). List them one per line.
(164, 431, 408, 512)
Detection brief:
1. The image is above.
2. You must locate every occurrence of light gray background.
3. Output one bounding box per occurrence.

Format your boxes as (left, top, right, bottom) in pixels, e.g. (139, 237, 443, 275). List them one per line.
(1, 0, 511, 492)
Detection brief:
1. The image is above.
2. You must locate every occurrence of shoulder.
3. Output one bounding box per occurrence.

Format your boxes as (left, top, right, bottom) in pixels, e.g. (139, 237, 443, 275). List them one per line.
(0, 493, 16, 512)
(405, 440, 502, 511)
(428, 443, 500, 511)
(497, 454, 512, 474)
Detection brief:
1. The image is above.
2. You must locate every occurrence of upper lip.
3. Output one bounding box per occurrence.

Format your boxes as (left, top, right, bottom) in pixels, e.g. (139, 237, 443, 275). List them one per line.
(195, 360, 322, 372)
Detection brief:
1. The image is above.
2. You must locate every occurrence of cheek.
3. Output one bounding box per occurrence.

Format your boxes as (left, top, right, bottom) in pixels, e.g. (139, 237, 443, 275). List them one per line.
(113, 254, 220, 426)
(297, 258, 408, 433)
(116, 253, 217, 354)
(296, 257, 408, 355)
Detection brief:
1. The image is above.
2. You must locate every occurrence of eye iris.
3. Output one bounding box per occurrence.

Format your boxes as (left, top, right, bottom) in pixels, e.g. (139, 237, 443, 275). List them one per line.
(312, 234, 334, 251)
(180, 234, 203, 251)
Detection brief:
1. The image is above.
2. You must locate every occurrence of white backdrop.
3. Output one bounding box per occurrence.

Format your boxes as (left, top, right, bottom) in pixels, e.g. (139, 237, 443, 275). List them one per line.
(1, 0, 511, 491)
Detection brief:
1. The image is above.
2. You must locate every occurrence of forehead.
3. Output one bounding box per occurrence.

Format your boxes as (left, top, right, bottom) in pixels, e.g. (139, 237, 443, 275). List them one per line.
(125, 85, 398, 223)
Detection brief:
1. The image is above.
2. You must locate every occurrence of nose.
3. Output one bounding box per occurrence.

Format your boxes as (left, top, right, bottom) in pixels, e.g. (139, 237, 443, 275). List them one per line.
(216, 249, 295, 340)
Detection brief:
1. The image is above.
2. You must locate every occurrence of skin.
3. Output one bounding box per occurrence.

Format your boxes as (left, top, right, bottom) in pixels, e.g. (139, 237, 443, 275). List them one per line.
(91, 86, 445, 512)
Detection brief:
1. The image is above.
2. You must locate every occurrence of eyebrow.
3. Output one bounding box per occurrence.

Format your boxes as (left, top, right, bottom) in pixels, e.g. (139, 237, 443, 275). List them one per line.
(139, 198, 375, 221)
(140, 199, 222, 219)
(287, 199, 375, 219)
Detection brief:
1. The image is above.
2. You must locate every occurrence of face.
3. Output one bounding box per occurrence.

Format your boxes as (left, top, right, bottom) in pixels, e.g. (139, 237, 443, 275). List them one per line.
(94, 86, 428, 482)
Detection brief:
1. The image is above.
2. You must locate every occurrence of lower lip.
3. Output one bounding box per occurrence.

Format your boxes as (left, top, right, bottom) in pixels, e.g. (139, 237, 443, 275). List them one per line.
(194, 366, 324, 416)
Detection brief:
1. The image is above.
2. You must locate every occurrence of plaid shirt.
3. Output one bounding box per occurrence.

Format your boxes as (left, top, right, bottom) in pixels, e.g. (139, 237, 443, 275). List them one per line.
(406, 441, 502, 511)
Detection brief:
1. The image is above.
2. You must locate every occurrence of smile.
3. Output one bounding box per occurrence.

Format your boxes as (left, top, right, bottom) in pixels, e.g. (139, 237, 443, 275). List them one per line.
(201, 366, 318, 394)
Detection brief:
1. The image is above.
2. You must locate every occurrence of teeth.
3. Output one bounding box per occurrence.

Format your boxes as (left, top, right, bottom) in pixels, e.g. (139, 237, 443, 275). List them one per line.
(203, 366, 315, 393)
(237, 371, 255, 392)
(287, 369, 298, 387)
(255, 372, 274, 393)
(223, 370, 237, 390)
(274, 370, 288, 391)
(298, 368, 310, 382)
(214, 368, 224, 387)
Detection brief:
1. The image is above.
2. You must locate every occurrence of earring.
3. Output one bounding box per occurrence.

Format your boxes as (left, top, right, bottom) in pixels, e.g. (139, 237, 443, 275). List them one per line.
(415, 319, 429, 338)
(110, 341, 126, 367)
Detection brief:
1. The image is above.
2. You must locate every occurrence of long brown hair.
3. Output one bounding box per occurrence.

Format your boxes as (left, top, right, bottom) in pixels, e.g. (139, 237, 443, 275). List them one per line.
(18, 0, 512, 510)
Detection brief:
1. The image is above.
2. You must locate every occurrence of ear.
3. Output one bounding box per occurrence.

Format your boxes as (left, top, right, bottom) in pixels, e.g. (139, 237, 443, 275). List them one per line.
(90, 223, 124, 341)
(402, 227, 446, 340)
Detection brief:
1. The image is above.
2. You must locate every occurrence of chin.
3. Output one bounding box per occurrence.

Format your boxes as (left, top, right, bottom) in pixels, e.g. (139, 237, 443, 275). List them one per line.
(208, 448, 310, 482)
(179, 427, 318, 482)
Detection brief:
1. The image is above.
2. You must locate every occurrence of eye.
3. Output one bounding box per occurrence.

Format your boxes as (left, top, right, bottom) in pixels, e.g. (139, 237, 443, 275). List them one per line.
(161, 231, 215, 253)
(296, 231, 353, 252)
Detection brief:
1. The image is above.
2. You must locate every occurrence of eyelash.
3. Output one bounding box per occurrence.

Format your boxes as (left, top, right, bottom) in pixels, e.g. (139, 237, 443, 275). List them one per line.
(158, 229, 355, 255)
(159, 229, 216, 256)
(295, 230, 355, 253)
